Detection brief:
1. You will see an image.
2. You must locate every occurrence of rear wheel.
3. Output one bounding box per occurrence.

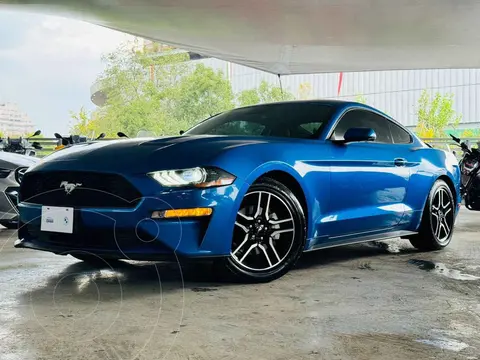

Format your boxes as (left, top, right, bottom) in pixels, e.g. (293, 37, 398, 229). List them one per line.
(409, 179, 455, 251)
(221, 177, 306, 282)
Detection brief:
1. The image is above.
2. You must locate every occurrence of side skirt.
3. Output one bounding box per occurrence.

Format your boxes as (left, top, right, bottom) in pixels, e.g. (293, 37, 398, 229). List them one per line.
(304, 230, 418, 252)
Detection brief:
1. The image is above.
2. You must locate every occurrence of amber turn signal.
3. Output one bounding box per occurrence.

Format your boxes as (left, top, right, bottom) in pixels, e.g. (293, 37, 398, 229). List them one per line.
(151, 208, 213, 219)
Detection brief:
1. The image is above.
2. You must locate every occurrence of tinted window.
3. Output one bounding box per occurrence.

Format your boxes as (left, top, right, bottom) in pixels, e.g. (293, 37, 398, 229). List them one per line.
(207, 121, 265, 136)
(332, 109, 393, 143)
(389, 121, 412, 144)
(185, 102, 336, 139)
(300, 122, 323, 134)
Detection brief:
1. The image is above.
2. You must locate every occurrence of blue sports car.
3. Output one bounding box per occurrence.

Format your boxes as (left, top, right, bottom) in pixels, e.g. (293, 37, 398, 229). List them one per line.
(15, 100, 461, 282)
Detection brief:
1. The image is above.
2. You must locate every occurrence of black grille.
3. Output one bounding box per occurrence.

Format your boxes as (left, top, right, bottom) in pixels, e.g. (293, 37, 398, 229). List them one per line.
(22, 223, 170, 253)
(19, 171, 142, 208)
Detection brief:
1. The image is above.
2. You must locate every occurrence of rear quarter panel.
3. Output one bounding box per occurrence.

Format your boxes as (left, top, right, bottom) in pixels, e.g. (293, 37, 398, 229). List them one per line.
(404, 146, 461, 230)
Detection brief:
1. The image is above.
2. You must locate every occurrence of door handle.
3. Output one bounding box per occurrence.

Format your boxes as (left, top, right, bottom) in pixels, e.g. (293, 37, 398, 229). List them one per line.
(394, 158, 407, 167)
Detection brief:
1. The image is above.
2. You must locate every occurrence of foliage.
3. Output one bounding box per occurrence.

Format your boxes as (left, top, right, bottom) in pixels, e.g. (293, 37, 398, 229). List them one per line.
(237, 80, 294, 108)
(355, 94, 367, 104)
(167, 64, 235, 133)
(71, 42, 292, 137)
(457, 129, 480, 138)
(415, 90, 462, 138)
(298, 82, 312, 100)
(89, 44, 190, 137)
(70, 107, 101, 137)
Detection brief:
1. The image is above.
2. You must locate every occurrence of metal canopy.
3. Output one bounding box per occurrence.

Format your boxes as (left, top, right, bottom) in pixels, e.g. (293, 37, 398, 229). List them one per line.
(2, 0, 480, 75)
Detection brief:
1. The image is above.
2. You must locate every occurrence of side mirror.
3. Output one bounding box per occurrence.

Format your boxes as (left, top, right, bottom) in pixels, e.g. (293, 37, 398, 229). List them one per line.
(179, 130, 185, 135)
(33, 130, 41, 137)
(342, 127, 377, 143)
(117, 132, 129, 138)
(54, 133, 62, 139)
(96, 133, 106, 140)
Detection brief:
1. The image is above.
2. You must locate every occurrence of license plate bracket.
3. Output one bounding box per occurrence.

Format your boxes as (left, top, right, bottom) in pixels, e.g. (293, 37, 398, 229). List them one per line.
(41, 206, 74, 234)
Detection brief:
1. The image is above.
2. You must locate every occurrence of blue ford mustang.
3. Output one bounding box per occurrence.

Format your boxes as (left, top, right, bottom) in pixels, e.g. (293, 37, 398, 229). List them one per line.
(15, 100, 461, 282)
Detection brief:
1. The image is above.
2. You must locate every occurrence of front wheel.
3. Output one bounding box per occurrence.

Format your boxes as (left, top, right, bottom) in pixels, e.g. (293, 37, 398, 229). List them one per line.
(220, 177, 306, 283)
(409, 179, 456, 251)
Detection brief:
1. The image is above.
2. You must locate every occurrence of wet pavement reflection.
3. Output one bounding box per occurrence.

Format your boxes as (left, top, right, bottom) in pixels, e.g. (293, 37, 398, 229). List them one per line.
(0, 211, 479, 359)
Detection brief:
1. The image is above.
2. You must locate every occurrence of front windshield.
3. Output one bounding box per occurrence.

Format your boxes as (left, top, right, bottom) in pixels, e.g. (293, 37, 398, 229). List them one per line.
(184, 102, 336, 139)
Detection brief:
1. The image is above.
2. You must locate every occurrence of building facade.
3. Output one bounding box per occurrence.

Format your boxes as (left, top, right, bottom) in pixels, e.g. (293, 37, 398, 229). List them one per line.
(0, 102, 35, 136)
(201, 59, 480, 131)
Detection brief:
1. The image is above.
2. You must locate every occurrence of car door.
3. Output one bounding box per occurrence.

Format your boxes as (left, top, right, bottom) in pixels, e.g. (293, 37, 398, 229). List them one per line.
(325, 109, 414, 238)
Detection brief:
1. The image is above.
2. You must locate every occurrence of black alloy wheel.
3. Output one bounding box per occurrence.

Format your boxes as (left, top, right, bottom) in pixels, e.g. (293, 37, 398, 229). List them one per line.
(222, 177, 306, 282)
(409, 179, 455, 251)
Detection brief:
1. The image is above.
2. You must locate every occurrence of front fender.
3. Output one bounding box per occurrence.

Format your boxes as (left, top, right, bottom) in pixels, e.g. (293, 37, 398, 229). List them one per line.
(234, 161, 316, 243)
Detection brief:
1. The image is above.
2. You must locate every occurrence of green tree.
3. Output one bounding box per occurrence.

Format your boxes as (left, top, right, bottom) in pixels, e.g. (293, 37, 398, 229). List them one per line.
(86, 43, 191, 137)
(355, 94, 367, 104)
(416, 90, 462, 138)
(70, 107, 101, 137)
(237, 80, 294, 107)
(167, 64, 235, 133)
(298, 82, 312, 100)
(70, 42, 296, 137)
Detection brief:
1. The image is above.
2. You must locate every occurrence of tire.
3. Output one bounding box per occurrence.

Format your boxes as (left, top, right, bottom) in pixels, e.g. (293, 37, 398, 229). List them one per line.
(409, 179, 455, 251)
(219, 177, 306, 283)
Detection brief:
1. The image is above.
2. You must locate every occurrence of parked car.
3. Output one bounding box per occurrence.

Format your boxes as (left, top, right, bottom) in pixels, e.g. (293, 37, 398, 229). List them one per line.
(15, 100, 461, 282)
(0, 152, 39, 229)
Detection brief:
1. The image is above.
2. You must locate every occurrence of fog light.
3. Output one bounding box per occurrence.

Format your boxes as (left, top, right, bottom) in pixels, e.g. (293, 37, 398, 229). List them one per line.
(152, 208, 213, 219)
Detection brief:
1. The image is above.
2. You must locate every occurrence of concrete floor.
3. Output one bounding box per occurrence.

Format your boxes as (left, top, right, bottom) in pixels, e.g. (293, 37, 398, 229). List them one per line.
(1, 211, 480, 360)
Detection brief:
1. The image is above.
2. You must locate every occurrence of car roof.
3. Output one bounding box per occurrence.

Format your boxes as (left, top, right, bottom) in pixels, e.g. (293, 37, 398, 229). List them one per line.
(233, 99, 390, 118)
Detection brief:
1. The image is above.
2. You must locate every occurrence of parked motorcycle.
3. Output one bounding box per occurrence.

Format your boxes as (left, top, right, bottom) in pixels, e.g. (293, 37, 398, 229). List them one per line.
(54, 132, 105, 151)
(0, 130, 43, 157)
(449, 134, 480, 210)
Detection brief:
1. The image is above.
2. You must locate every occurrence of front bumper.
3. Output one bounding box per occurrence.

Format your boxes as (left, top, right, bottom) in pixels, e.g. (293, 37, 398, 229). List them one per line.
(0, 186, 19, 223)
(16, 183, 244, 260)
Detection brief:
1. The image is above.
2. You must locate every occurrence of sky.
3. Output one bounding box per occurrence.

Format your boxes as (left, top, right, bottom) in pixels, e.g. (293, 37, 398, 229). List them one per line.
(0, 8, 135, 136)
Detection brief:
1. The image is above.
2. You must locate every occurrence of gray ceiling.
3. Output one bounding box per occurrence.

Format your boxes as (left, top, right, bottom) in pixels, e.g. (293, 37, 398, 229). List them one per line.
(2, 0, 480, 75)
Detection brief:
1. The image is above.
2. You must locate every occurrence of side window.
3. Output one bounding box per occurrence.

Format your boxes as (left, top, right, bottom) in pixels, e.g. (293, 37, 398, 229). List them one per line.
(332, 109, 393, 143)
(389, 121, 412, 144)
(331, 110, 361, 139)
(300, 122, 322, 134)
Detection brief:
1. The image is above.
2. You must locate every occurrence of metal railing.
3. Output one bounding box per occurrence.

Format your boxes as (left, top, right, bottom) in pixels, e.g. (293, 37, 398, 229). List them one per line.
(422, 137, 480, 151)
(25, 138, 116, 158)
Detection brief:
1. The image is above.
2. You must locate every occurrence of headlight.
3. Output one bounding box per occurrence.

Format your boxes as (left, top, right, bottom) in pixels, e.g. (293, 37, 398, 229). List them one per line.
(148, 167, 236, 188)
(0, 168, 12, 179)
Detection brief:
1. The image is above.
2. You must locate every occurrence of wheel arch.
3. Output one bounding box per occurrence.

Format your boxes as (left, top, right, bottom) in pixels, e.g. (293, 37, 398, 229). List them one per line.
(242, 163, 312, 237)
(256, 170, 309, 227)
(413, 173, 459, 231)
(437, 174, 458, 205)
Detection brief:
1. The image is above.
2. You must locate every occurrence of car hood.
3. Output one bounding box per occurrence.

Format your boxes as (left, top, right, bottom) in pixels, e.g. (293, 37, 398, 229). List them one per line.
(29, 135, 274, 173)
(0, 152, 40, 169)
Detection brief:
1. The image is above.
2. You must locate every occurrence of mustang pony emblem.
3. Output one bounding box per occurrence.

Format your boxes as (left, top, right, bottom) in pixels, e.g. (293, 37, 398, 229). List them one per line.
(60, 181, 82, 194)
